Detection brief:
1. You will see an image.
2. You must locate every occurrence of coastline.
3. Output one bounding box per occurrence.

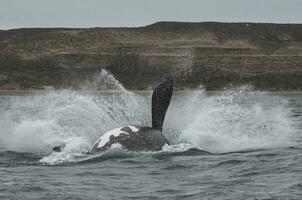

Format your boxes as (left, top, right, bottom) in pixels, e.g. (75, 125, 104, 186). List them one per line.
(1, 89, 302, 96)
(1, 22, 302, 91)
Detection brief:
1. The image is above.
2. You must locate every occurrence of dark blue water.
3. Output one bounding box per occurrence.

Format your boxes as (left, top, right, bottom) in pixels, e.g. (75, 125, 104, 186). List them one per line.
(1, 85, 302, 199)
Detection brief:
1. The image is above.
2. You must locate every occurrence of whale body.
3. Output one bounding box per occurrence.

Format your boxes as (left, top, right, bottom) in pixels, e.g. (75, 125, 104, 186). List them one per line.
(90, 126, 169, 152)
(89, 79, 173, 153)
(52, 79, 173, 153)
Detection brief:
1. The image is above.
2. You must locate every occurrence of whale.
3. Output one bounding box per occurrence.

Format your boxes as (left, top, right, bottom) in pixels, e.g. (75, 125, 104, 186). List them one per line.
(52, 79, 173, 153)
(89, 79, 173, 153)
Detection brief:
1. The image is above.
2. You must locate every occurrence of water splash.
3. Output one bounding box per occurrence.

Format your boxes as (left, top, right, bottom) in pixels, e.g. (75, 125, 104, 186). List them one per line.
(0, 70, 148, 164)
(173, 87, 297, 153)
(0, 71, 298, 164)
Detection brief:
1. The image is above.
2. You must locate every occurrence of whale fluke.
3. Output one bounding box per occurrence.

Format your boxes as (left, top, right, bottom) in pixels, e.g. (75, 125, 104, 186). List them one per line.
(151, 79, 173, 131)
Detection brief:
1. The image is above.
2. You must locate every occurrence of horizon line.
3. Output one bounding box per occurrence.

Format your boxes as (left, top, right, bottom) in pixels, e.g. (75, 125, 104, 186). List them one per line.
(1, 20, 302, 31)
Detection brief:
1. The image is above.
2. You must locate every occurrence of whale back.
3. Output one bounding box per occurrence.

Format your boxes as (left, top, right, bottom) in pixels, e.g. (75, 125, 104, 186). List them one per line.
(90, 126, 169, 153)
(151, 79, 173, 131)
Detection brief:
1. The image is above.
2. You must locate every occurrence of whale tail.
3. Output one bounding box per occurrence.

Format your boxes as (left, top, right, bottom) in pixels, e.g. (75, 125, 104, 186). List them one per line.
(151, 78, 174, 131)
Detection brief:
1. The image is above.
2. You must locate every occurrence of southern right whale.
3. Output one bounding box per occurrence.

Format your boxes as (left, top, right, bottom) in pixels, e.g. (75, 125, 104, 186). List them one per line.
(52, 79, 173, 153)
(89, 79, 173, 153)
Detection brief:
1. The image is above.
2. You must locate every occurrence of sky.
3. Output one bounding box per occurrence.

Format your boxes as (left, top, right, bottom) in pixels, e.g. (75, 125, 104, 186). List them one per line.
(0, 0, 301, 29)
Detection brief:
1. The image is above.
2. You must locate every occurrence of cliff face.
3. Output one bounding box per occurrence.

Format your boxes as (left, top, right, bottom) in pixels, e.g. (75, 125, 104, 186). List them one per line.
(1, 22, 302, 90)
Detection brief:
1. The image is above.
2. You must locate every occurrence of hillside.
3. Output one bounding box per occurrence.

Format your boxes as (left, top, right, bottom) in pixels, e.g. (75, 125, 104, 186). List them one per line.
(1, 21, 302, 90)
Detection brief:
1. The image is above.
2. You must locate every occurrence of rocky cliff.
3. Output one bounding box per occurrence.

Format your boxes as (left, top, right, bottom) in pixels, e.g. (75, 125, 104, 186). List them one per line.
(1, 22, 302, 90)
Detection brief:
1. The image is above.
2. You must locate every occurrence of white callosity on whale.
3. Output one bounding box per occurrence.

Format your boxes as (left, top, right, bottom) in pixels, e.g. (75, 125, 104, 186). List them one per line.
(91, 126, 140, 150)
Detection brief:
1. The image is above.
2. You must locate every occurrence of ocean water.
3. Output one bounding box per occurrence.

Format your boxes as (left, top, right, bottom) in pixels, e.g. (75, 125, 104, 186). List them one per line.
(0, 71, 302, 199)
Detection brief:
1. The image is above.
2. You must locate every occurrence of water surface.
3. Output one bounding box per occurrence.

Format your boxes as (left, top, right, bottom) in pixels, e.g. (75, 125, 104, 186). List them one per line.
(0, 72, 301, 199)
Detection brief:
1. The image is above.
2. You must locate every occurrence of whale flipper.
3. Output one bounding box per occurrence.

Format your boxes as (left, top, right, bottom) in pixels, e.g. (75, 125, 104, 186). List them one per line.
(52, 144, 65, 152)
(152, 79, 173, 131)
